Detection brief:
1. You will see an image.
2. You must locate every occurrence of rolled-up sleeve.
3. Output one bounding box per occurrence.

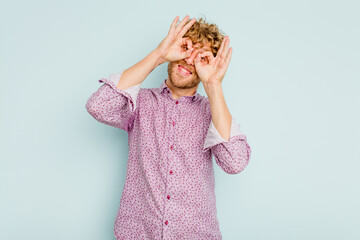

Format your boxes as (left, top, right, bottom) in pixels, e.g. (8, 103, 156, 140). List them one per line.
(85, 71, 141, 133)
(203, 116, 252, 174)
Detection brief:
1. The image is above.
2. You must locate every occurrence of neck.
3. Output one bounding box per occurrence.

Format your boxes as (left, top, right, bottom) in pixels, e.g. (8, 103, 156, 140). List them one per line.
(165, 78, 198, 100)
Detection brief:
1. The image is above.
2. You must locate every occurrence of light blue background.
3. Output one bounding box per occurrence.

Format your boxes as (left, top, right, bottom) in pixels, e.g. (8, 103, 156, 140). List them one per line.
(1, 0, 359, 239)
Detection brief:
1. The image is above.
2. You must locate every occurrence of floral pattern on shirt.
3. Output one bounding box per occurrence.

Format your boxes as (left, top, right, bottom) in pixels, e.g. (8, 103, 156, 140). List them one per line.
(85, 71, 252, 239)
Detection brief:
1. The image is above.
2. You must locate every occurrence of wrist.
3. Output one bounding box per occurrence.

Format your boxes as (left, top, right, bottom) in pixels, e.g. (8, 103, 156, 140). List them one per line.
(152, 48, 168, 66)
(203, 81, 222, 90)
(203, 81, 223, 98)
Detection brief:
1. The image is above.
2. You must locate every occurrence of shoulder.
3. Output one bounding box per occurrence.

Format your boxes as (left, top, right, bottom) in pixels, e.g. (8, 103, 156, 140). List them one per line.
(138, 86, 161, 98)
(135, 87, 162, 107)
(198, 95, 210, 111)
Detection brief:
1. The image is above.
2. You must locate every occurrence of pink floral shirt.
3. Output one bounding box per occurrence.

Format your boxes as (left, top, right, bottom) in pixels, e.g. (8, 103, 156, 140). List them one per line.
(85, 71, 252, 240)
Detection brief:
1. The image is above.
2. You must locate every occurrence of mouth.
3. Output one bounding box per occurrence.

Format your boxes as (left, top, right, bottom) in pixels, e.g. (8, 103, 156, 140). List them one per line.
(178, 65, 192, 76)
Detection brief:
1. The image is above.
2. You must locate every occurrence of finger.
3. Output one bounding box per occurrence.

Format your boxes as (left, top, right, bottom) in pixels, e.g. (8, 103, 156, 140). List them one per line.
(194, 51, 202, 65)
(216, 35, 228, 59)
(181, 38, 193, 50)
(193, 48, 203, 60)
(180, 38, 193, 58)
(220, 36, 230, 60)
(185, 38, 193, 51)
(168, 16, 179, 34)
(201, 51, 215, 60)
(178, 18, 196, 37)
(175, 15, 189, 36)
(193, 49, 204, 60)
(188, 48, 201, 60)
(183, 43, 195, 58)
(224, 47, 233, 67)
(219, 47, 232, 74)
(200, 51, 215, 65)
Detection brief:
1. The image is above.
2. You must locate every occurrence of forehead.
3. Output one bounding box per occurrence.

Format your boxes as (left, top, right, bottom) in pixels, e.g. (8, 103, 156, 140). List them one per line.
(193, 42, 212, 52)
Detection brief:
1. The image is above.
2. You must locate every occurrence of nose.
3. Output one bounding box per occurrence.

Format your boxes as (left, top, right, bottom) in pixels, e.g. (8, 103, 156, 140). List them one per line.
(184, 49, 199, 65)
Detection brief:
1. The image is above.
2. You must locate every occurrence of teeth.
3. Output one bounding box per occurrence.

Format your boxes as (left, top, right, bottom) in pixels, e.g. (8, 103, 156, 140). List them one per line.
(180, 66, 190, 74)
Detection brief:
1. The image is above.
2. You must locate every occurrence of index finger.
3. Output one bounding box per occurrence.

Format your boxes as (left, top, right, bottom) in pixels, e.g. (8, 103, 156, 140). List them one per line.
(174, 15, 190, 36)
(168, 16, 179, 34)
(182, 38, 193, 50)
(178, 18, 196, 38)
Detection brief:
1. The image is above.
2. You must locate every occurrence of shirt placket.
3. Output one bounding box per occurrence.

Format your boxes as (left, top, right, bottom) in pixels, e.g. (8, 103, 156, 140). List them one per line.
(162, 94, 180, 239)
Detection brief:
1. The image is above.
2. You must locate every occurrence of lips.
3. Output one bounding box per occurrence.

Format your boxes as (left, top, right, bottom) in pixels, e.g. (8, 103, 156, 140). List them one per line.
(178, 65, 192, 74)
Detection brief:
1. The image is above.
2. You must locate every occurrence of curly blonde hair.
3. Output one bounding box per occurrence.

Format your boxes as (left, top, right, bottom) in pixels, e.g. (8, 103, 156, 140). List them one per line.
(183, 16, 225, 57)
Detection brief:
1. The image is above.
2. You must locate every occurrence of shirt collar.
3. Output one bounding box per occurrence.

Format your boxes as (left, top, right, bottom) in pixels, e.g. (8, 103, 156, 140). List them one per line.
(160, 78, 200, 102)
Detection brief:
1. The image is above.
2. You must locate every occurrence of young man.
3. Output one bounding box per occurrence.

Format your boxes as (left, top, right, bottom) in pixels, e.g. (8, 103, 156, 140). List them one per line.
(86, 15, 251, 240)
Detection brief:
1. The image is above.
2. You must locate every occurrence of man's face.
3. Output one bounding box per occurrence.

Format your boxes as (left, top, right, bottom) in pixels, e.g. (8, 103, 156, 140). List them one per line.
(167, 41, 213, 89)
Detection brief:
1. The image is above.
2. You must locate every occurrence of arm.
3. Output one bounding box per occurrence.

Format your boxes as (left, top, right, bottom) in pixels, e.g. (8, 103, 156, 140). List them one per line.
(204, 129, 251, 175)
(85, 71, 139, 132)
(194, 36, 251, 174)
(202, 95, 252, 174)
(116, 49, 165, 90)
(85, 49, 164, 132)
(203, 82, 251, 174)
(117, 16, 197, 90)
(203, 82, 231, 141)
(85, 15, 197, 132)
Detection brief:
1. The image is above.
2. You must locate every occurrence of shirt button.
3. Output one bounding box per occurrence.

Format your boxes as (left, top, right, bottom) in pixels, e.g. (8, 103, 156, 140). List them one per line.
(175, 101, 179, 104)
(169, 170, 173, 174)
(167, 90, 170, 93)
(167, 195, 170, 200)
(170, 145, 173, 150)
(164, 220, 168, 225)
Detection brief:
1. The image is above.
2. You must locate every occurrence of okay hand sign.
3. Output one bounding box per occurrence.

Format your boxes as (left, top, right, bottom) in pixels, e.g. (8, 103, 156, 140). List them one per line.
(193, 36, 233, 85)
(156, 15, 196, 63)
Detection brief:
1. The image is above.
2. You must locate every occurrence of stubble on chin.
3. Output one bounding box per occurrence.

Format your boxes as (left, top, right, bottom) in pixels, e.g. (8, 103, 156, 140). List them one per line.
(167, 62, 200, 89)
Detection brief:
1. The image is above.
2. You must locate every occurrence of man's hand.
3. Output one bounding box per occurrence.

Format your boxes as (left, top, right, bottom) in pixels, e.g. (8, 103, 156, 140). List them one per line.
(193, 36, 232, 85)
(156, 15, 196, 63)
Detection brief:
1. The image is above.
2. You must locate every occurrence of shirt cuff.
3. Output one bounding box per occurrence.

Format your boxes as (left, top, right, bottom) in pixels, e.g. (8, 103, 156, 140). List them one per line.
(203, 116, 244, 150)
(98, 71, 141, 111)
